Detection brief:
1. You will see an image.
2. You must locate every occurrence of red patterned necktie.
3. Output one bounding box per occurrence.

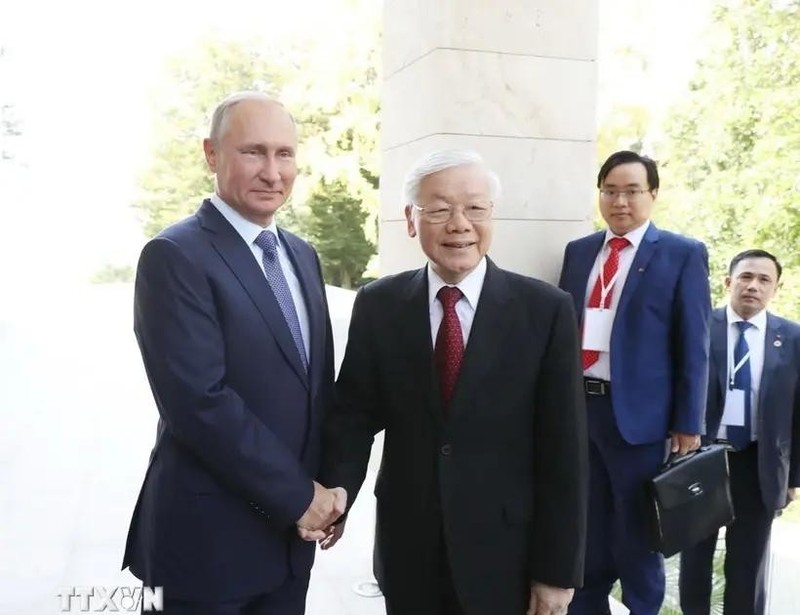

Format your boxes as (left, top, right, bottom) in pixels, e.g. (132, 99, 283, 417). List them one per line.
(435, 286, 464, 413)
(582, 236, 630, 370)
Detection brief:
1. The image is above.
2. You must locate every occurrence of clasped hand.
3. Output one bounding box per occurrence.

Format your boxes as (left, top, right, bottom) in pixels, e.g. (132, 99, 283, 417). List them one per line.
(296, 481, 347, 543)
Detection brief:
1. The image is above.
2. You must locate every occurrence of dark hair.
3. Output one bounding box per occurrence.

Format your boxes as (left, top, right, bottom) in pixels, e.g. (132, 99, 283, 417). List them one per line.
(729, 249, 783, 280)
(597, 150, 659, 191)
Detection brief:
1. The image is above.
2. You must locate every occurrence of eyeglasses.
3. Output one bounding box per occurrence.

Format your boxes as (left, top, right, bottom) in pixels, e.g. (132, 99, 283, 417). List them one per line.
(599, 189, 651, 201)
(413, 201, 493, 224)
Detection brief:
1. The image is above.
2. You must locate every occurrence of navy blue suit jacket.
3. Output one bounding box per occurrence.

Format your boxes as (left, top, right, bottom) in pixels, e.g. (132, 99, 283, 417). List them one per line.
(122, 200, 335, 601)
(558, 223, 711, 444)
(704, 308, 800, 510)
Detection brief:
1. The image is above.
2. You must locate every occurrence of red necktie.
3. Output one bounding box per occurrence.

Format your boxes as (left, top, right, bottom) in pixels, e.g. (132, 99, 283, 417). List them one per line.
(435, 286, 464, 413)
(582, 237, 630, 370)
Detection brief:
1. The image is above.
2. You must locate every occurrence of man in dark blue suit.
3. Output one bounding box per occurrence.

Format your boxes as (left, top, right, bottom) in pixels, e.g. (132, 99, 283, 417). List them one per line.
(558, 151, 711, 615)
(679, 249, 800, 615)
(122, 92, 343, 614)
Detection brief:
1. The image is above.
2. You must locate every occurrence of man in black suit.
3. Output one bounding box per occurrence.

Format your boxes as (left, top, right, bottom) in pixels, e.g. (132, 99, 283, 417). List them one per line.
(122, 92, 344, 614)
(679, 249, 800, 615)
(318, 150, 588, 615)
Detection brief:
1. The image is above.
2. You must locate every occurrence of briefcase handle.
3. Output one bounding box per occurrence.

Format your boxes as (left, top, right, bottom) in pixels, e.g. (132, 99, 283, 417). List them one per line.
(662, 444, 719, 470)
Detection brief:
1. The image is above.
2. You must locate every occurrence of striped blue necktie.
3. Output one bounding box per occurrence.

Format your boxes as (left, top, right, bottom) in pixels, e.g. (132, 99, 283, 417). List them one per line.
(727, 320, 753, 449)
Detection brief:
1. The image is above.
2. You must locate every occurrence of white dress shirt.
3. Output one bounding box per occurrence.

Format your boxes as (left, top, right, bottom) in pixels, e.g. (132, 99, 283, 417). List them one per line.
(427, 257, 487, 346)
(210, 194, 311, 360)
(583, 220, 651, 381)
(718, 305, 767, 441)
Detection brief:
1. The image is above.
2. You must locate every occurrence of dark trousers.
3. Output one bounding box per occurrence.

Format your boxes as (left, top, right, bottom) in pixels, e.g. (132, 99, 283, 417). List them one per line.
(679, 444, 774, 615)
(568, 395, 666, 615)
(381, 525, 466, 615)
(154, 573, 310, 615)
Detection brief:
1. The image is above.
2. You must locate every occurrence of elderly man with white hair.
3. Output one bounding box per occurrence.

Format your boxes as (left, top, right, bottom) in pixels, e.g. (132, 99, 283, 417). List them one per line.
(318, 150, 589, 615)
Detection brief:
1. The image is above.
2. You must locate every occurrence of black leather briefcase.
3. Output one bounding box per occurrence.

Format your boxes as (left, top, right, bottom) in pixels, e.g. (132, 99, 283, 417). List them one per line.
(647, 444, 734, 557)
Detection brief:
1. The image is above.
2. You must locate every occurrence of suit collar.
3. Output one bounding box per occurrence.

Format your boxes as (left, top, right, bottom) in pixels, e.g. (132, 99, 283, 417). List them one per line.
(208, 193, 279, 245)
(614, 222, 660, 317)
(448, 259, 514, 419)
(711, 308, 785, 413)
(197, 200, 310, 388)
(566, 231, 605, 315)
(603, 219, 652, 249)
(399, 258, 514, 424)
(725, 304, 768, 331)
(426, 257, 487, 313)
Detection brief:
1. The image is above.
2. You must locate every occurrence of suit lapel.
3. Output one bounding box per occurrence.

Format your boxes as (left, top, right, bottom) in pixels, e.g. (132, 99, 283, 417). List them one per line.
(198, 201, 308, 387)
(449, 259, 514, 419)
(568, 232, 605, 318)
(279, 229, 324, 392)
(711, 309, 728, 399)
(400, 267, 441, 427)
(616, 222, 660, 318)
(758, 313, 784, 412)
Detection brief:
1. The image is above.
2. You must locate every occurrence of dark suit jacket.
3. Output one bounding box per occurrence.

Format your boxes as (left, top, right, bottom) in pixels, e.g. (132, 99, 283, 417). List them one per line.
(321, 259, 588, 615)
(122, 200, 334, 601)
(558, 223, 711, 444)
(704, 307, 800, 510)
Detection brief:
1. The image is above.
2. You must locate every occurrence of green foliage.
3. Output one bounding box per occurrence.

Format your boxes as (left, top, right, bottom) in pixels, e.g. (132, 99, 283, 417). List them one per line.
(657, 0, 800, 319)
(611, 541, 726, 613)
(91, 264, 134, 284)
(304, 179, 375, 288)
(134, 39, 289, 238)
(782, 498, 800, 523)
(134, 20, 381, 279)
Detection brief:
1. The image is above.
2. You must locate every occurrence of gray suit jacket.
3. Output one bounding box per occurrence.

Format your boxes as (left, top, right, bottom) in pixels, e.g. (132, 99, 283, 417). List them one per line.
(704, 307, 800, 510)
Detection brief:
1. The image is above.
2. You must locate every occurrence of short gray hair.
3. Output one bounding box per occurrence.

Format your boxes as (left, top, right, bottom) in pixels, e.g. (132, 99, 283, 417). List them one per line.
(208, 91, 293, 144)
(403, 149, 502, 208)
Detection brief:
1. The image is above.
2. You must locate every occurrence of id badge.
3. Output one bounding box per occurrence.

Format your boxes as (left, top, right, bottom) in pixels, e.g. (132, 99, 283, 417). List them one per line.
(583, 308, 616, 352)
(721, 388, 746, 427)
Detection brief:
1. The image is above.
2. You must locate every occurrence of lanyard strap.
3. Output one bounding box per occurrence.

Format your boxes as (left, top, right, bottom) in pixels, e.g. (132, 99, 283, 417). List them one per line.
(598, 267, 620, 309)
(729, 350, 751, 388)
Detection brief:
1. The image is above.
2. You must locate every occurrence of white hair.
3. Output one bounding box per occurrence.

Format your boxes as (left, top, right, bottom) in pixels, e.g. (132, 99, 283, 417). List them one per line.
(402, 149, 502, 211)
(208, 91, 293, 144)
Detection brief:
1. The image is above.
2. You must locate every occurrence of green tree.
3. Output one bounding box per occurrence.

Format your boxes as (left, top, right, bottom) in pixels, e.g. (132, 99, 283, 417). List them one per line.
(133, 39, 293, 237)
(134, 23, 381, 281)
(657, 0, 800, 318)
(305, 179, 375, 288)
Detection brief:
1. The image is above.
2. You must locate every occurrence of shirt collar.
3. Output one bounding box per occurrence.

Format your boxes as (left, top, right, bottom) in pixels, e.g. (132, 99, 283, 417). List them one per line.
(726, 304, 767, 331)
(604, 219, 650, 249)
(210, 193, 280, 247)
(427, 257, 487, 311)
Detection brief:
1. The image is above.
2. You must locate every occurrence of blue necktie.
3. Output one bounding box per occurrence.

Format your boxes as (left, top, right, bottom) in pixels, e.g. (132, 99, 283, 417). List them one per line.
(727, 320, 753, 449)
(254, 230, 308, 371)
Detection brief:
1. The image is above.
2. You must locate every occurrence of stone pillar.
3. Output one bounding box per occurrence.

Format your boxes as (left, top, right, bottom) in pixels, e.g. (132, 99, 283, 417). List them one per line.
(379, 0, 598, 282)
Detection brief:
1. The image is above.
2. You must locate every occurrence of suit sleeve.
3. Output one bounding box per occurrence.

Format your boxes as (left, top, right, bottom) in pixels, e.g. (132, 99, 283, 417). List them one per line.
(134, 237, 313, 528)
(530, 293, 589, 588)
(790, 331, 800, 488)
(557, 243, 571, 291)
(670, 241, 712, 435)
(319, 286, 384, 507)
(701, 341, 721, 444)
(314, 248, 337, 422)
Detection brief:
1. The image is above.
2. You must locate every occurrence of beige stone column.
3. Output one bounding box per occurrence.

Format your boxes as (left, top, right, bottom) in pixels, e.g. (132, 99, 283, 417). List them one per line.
(379, 0, 598, 282)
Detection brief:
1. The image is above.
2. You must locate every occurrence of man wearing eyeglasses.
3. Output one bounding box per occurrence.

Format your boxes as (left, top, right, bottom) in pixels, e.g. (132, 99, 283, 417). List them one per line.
(558, 150, 712, 615)
(318, 149, 589, 615)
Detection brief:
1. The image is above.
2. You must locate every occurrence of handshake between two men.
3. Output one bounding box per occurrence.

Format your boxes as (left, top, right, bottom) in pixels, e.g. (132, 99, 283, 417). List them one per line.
(296, 481, 348, 550)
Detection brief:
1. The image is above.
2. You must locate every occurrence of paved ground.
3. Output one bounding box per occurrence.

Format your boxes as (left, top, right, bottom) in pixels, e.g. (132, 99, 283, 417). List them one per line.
(1, 283, 797, 614)
(0, 283, 385, 615)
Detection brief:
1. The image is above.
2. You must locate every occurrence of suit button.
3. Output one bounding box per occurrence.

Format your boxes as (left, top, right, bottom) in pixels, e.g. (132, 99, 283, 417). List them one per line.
(440, 444, 452, 456)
